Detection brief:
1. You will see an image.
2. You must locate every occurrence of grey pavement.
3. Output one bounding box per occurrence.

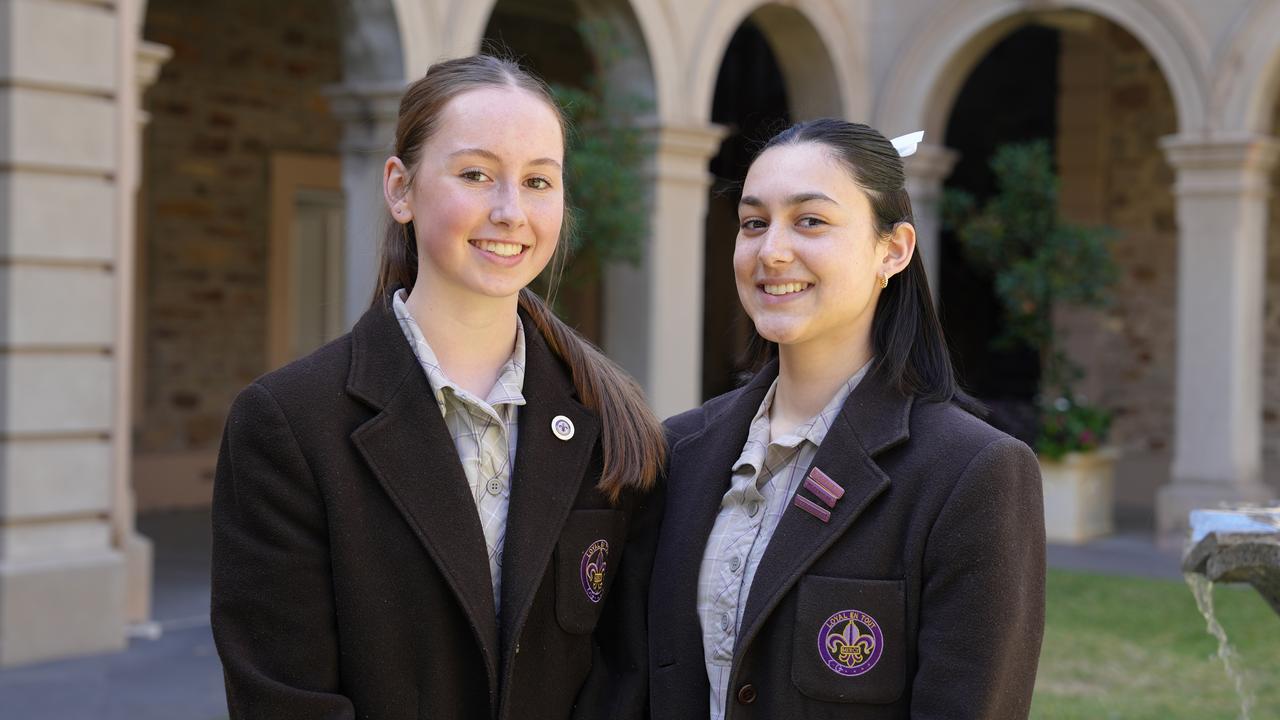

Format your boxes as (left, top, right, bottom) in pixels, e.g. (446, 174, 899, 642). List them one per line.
(0, 510, 227, 720)
(0, 508, 1185, 719)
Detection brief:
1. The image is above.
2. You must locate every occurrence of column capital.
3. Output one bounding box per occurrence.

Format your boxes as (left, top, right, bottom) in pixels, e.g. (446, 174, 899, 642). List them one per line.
(135, 41, 173, 128)
(1159, 133, 1280, 198)
(903, 143, 959, 184)
(634, 117, 727, 187)
(635, 117, 727, 156)
(652, 121, 728, 157)
(136, 42, 173, 92)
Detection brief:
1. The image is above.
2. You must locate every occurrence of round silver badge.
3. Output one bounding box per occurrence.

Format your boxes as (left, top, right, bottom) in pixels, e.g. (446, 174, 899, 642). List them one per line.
(551, 415, 575, 441)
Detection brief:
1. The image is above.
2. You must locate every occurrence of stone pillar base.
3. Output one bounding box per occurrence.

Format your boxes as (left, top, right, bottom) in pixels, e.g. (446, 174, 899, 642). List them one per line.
(1156, 480, 1277, 540)
(0, 551, 127, 667)
(124, 532, 154, 624)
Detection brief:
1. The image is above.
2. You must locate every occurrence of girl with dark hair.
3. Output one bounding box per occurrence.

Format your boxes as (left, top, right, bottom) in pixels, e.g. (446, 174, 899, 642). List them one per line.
(649, 119, 1045, 719)
(211, 55, 663, 720)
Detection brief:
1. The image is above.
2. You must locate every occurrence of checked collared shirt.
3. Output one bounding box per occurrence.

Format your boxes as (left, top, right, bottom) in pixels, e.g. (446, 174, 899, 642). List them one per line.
(697, 361, 871, 720)
(393, 289, 526, 615)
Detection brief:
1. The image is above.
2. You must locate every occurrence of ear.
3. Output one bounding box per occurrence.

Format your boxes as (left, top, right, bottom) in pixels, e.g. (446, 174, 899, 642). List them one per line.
(881, 221, 916, 279)
(383, 156, 412, 224)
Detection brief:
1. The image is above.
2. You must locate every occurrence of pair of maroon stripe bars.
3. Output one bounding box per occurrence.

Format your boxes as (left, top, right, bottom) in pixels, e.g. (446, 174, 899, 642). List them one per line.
(793, 466, 844, 523)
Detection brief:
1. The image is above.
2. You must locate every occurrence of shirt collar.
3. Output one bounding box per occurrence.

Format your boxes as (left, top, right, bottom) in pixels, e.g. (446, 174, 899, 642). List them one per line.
(731, 359, 874, 475)
(392, 289, 527, 412)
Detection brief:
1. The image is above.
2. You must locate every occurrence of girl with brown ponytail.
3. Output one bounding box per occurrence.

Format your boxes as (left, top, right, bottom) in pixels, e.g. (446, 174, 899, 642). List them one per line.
(211, 55, 664, 720)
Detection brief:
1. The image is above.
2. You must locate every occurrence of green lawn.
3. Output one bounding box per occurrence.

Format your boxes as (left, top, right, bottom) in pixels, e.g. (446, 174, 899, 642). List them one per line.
(1033, 569, 1280, 719)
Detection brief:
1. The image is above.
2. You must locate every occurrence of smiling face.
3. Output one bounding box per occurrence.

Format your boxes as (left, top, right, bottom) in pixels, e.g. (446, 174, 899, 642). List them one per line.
(734, 141, 890, 354)
(387, 85, 565, 302)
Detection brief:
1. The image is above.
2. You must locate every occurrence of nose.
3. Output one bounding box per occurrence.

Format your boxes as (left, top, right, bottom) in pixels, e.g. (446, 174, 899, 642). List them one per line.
(489, 181, 527, 229)
(757, 226, 793, 265)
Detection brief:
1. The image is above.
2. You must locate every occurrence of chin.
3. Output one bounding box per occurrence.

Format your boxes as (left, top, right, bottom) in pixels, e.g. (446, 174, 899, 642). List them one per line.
(751, 320, 807, 346)
(470, 273, 540, 298)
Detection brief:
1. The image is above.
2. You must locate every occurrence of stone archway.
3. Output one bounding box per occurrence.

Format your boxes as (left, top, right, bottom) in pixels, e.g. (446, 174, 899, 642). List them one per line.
(1213, 0, 1280, 137)
(926, 10, 1184, 528)
(874, 0, 1205, 141)
(691, 0, 860, 124)
(697, 3, 846, 400)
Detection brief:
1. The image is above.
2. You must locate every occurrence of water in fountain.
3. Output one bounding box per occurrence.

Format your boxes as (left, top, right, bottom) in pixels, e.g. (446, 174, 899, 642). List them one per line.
(1183, 504, 1280, 720)
(1184, 572, 1256, 720)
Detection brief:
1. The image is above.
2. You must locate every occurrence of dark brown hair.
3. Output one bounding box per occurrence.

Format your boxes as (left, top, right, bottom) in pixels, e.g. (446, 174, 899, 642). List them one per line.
(757, 119, 968, 406)
(371, 54, 662, 501)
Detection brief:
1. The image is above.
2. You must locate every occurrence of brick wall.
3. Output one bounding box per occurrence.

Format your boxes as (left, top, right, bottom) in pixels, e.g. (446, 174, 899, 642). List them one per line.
(1056, 21, 1179, 516)
(137, 0, 341, 503)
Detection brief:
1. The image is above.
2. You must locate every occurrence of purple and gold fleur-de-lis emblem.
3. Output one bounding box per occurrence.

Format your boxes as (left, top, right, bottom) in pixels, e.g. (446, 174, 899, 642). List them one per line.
(817, 609, 884, 677)
(579, 539, 609, 603)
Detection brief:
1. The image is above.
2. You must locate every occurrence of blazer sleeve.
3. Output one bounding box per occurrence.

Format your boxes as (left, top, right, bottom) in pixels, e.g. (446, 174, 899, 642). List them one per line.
(910, 436, 1046, 719)
(571, 479, 666, 720)
(210, 382, 356, 720)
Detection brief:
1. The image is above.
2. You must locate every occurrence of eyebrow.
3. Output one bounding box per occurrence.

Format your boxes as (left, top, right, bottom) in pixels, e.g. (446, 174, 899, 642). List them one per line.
(739, 192, 837, 209)
(449, 147, 562, 171)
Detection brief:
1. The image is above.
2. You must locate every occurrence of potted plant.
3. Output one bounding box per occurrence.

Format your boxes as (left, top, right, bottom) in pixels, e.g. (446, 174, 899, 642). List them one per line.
(944, 140, 1119, 543)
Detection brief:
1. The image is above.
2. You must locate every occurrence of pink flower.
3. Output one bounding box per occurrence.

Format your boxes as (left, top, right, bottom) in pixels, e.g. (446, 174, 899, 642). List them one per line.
(1079, 429, 1095, 446)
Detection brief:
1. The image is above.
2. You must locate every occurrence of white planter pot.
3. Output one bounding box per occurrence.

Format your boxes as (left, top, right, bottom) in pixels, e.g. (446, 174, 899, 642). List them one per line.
(1038, 448, 1117, 544)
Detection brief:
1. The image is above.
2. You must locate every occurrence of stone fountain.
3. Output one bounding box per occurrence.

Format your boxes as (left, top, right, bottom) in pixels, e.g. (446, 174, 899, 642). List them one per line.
(1183, 507, 1280, 615)
(1181, 506, 1280, 720)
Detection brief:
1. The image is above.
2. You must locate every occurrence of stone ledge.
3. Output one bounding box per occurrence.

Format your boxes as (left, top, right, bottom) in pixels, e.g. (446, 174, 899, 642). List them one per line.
(0, 550, 126, 667)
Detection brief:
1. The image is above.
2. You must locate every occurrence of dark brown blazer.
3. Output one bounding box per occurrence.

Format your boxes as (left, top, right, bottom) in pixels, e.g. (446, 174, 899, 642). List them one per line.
(211, 296, 660, 720)
(649, 362, 1045, 719)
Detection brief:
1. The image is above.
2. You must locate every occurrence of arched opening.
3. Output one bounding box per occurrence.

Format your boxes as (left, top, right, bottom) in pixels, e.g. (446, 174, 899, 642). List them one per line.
(701, 19, 788, 400)
(940, 25, 1058, 435)
(700, 4, 842, 400)
(939, 13, 1179, 527)
(482, 0, 657, 347)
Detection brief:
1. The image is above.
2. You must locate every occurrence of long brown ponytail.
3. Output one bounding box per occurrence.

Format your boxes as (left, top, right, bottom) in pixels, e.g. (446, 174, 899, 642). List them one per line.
(371, 55, 663, 501)
(518, 289, 663, 501)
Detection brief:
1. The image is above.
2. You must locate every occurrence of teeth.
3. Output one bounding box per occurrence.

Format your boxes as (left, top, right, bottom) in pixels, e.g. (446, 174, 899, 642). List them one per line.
(763, 282, 809, 296)
(476, 240, 524, 257)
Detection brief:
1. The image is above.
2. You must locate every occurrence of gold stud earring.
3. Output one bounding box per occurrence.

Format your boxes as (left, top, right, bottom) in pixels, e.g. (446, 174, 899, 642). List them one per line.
(879, 273, 889, 289)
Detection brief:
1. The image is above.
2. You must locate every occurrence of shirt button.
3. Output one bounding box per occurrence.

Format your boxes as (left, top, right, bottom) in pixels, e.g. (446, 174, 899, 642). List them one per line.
(729, 556, 742, 572)
(737, 683, 757, 704)
(719, 612, 731, 631)
(747, 502, 761, 518)
(486, 479, 502, 496)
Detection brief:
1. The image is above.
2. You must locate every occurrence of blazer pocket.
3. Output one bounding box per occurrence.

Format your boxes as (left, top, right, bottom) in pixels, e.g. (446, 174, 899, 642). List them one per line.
(554, 508, 629, 634)
(791, 574, 906, 705)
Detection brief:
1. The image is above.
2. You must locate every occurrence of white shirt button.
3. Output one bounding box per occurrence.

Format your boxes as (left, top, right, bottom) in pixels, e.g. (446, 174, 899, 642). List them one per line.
(719, 613, 731, 632)
(486, 479, 503, 496)
(729, 556, 742, 572)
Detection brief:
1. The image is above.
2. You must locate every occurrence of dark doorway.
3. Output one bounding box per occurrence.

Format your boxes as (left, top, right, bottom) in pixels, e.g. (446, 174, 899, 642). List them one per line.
(701, 20, 790, 401)
(941, 25, 1060, 441)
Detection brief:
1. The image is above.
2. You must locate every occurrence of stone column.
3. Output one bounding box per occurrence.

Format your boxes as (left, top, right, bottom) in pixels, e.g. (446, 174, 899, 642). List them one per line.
(327, 82, 403, 327)
(903, 143, 958, 299)
(1156, 134, 1280, 536)
(115, 37, 173, 628)
(603, 122, 725, 418)
(0, 0, 128, 666)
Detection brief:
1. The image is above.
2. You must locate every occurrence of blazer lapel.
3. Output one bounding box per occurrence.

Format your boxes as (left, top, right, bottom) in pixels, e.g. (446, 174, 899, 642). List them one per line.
(656, 365, 776, 667)
(345, 298, 501, 696)
(497, 314, 600, 660)
(734, 373, 914, 659)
